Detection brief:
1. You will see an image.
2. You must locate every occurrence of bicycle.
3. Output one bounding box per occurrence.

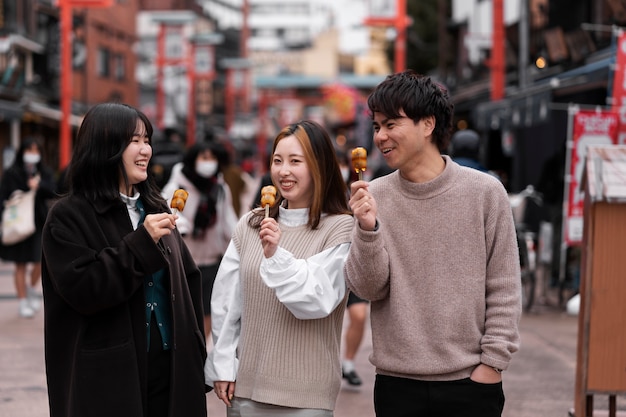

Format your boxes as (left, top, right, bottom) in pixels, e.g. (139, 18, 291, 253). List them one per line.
(509, 185, 545, 312)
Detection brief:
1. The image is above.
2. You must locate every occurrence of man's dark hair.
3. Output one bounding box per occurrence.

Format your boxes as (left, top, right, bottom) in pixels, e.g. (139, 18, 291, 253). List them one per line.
(367, 69, 454, 152)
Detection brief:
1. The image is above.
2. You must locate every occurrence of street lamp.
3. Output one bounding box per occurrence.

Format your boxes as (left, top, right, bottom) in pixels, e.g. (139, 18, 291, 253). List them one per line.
(57, 0, 113, 169)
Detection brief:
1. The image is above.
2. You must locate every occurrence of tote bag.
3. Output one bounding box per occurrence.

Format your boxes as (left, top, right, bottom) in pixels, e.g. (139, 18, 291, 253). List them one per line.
(1, 189, 36, 245)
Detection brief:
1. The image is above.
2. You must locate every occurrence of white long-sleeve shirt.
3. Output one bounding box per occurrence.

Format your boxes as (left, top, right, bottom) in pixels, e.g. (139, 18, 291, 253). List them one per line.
(205, 206, 350, 385)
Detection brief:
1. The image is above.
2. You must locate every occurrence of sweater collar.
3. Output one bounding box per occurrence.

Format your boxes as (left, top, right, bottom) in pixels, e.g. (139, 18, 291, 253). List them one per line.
(278, 204, 309, 227)
(394, 155, 458, 200)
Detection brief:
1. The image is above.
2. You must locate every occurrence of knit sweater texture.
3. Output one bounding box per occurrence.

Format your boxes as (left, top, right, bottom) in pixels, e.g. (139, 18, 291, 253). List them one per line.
(233, 212, 353, 410)
(345, 156, 521, 381)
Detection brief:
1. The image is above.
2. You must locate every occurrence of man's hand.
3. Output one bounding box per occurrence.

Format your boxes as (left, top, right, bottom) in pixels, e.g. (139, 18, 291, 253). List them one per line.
(470, 363, 502, 384)
(349, 180, 377, 231)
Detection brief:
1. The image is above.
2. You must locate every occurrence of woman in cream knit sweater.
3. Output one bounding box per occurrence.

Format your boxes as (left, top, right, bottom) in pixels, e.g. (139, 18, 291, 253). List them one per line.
(205, 120, 353, 416)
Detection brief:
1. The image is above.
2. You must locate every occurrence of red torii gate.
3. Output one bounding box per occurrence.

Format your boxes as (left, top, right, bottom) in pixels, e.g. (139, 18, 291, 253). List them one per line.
(363, 0, 411, 73)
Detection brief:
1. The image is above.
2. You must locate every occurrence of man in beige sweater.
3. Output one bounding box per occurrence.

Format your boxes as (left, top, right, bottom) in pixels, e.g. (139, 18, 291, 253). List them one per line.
(345, 70, 521, 417)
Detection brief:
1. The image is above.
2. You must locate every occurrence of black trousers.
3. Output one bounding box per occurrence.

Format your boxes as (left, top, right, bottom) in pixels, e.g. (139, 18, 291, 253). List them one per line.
(148, 314, 171, 417)
(374, 374, 505, 417)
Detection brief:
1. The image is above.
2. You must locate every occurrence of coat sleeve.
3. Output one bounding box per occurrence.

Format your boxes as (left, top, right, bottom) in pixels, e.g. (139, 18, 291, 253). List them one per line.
(42, 199, 169, 315)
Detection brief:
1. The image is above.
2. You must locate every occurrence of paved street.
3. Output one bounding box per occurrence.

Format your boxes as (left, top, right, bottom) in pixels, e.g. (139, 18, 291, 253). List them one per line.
(1, 259, 624, 417)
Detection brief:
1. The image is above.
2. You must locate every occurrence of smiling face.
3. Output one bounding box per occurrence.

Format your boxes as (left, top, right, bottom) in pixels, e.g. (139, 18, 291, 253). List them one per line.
(120, 120, 152, 194)
(271, 134, 313, 209)
(373, 109, 436, 175)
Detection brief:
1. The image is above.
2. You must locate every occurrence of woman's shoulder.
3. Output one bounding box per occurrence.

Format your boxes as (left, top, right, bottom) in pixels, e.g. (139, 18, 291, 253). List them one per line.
(49, 195, 90, 213)
(50, 194, 123, 217)
(320, 213, 354, 231)
(235, 210, 257, 230)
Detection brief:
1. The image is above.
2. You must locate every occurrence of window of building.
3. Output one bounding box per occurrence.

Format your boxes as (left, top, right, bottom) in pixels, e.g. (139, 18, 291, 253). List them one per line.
(97, 47, 110, 77)
(114, 54, 126, 81)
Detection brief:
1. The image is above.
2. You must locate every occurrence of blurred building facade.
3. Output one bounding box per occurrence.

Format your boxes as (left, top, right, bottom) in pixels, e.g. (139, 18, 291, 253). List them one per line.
(0, 0, 394, 174)
(129, 0, 389, 173)
(0, 0, 140, 171)
(444, 0, 618, 192)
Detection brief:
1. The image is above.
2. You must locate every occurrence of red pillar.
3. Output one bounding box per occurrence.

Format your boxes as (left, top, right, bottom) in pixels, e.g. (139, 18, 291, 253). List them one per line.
(491, 0, 505, 100)
(241, 0, 250, 113)
(58, 0, 113, 168)
(394, 0, 407, 72)
(364, 0, 410, 73)
(225, 68, 234, 133)
(156, 24, 166, 129)
(187, 42, 195, 146)
(59, 0, 72, 168)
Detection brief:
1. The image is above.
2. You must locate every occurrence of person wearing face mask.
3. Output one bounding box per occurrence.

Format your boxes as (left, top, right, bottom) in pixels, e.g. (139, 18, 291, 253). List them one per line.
(162, 141, 238, 340)
(0, 136, 56, 318)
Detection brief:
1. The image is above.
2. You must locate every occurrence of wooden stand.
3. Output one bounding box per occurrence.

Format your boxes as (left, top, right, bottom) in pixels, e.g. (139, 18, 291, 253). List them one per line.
(574, 145, 626, 417)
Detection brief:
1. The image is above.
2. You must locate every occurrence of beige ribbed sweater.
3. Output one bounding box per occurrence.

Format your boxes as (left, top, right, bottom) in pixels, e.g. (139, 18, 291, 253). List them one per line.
(345, 156, 522, 381)
(232, 213, 353, 410)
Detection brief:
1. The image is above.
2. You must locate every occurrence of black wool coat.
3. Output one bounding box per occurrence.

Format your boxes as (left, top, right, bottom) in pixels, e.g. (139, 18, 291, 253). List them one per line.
(41, 195, 207, 417)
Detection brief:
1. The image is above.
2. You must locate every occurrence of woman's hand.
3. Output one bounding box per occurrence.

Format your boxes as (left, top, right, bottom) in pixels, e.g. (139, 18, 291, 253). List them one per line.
(27, 175, 40, 191)
(214, 380, 235, 407)
(143, 213, 178, 243)
(260, 217, 280, 258)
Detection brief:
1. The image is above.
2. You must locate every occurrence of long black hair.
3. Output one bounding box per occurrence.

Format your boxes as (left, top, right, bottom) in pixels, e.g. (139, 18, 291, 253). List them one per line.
(67, 102, 164, 207)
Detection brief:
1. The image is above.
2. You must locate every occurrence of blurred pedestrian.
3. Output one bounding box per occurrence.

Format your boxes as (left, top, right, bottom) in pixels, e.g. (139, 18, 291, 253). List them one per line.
(41, 103, 207, 417)
(0, 137, 56, 318)
(449, 129, 500, 181)
(249, 152, 274, 211)
(150, 128, 185, 189)
(212, 140, 249, 217)
(161, 141, 238, 340)
(337, 149, 368, 387)
(345, 70, 521, 417)
(205, 120, 353, 415)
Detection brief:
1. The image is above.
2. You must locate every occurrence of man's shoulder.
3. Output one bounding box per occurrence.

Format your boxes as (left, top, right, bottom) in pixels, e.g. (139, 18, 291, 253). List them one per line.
(369, 171, 396, 192)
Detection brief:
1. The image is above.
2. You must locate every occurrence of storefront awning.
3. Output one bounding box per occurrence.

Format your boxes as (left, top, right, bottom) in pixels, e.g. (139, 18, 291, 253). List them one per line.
(0, 35, 44, 54)
(25, 102, 83, 127)
(0, 99, 23, 120)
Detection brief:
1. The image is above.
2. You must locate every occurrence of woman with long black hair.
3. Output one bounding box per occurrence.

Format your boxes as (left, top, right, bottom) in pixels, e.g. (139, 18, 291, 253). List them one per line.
(41, 103, 207, 417)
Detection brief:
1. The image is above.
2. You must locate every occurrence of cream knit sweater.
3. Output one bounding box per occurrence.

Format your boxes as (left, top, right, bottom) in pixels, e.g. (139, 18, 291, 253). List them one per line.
(345, 156, 521, 381)
(233, 213, 353, 410)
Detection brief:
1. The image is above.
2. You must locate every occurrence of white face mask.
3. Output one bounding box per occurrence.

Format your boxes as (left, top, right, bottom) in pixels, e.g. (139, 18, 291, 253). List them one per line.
(340, 167, 350, 183)
(23, 153, 41, 165)
(195, 160, 218, 178)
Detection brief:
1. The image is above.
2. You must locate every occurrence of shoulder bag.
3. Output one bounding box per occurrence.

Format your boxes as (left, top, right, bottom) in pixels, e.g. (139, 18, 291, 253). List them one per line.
(1, 189, 36, 245)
